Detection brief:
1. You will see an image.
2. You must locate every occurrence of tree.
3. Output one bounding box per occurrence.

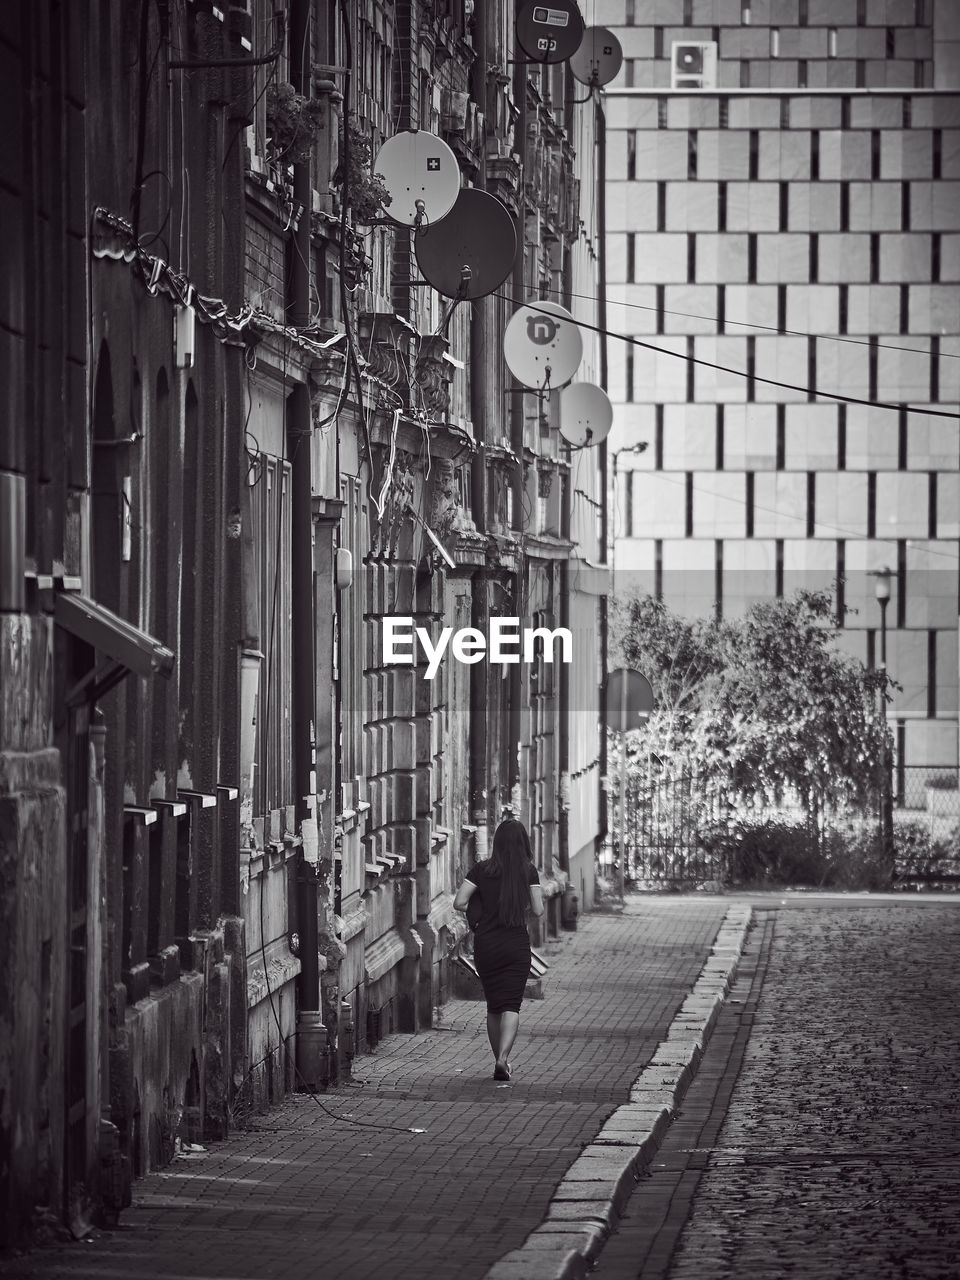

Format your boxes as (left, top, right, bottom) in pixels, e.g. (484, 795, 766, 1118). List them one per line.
(618, 589, 892, 823)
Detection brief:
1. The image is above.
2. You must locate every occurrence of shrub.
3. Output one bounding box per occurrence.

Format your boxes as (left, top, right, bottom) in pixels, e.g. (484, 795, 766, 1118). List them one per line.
(701, 818, 826, 887)
(893, 820, 955, 883)
(820, 828, 890, 891)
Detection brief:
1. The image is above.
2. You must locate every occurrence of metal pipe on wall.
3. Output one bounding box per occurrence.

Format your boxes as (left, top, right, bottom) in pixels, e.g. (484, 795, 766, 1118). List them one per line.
(468, 0, 491, 837)
(288, 0, 323, 1070)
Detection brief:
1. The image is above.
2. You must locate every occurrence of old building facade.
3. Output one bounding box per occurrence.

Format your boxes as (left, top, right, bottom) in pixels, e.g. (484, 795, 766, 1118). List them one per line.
(1, 0, 606, 1241)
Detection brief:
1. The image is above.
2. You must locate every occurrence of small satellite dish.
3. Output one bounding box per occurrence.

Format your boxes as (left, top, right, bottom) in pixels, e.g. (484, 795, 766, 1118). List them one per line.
(415, 188, 517, 300)
(373, 131, 461, 227)
(503, 300, 583, 390)
(570, 27, 623, 88)
(560, 382, 613, 448)
(515, 0, 584, 65)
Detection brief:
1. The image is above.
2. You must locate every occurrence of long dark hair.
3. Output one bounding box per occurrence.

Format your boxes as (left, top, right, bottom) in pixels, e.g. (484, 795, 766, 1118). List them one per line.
(484, 818, 535, 927)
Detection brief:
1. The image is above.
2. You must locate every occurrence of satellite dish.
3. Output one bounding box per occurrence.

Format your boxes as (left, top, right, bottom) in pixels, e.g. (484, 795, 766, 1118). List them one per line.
(503, 300, 583, 390)
(570, 26, 623, 88)
(373, 131, 461, 227)
(415, 188, 517, 300)
(560, 382, 613, 448)
(515, 0, 584, 65)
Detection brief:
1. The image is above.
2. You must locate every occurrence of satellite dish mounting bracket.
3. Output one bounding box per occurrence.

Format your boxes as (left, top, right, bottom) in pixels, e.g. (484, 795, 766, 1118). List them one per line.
(435, 266, 472, 337)
(564, 428, 595, 452)
(571, 77, 600, 105)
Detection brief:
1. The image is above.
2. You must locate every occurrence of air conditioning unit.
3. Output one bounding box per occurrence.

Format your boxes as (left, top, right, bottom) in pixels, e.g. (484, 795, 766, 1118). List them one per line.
(670, 41, 718, 90)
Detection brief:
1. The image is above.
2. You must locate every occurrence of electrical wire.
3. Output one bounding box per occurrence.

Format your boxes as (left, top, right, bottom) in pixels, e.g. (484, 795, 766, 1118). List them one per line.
(336, 0, 376, 493)
(372, 407, 400, 521)
(243, 364, 265, 486)
(496, 293, 960, 420)
(533, 282, 960, 363)
(93, 205, 359, 370)
(134, 169, 174, 253)
(179, 61, 190, 276)
(220, 10, 286, 171)
(130, 0, 157, 244)
(252, 852, 423, 1135)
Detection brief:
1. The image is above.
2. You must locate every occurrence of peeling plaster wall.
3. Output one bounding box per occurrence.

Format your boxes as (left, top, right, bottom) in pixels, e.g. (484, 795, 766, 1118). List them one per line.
(243, 851, 300, 1105)
(0, 618, 67, 1244)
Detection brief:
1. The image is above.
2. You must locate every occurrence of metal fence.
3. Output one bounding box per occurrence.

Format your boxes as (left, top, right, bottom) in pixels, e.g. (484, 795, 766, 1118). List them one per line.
(898, 766, 960, 831)
(893, 766, 960, 884)
(605, 757, 960, 891)
(607, 765, 730, 890)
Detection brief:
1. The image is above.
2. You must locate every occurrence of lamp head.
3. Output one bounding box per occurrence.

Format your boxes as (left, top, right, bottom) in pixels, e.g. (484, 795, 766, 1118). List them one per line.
(873, 567, 893, 603)
(613, 441, 648, 467)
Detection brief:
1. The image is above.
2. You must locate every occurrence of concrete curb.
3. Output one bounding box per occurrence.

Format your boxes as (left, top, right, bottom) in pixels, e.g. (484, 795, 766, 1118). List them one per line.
(485, 902, 753, 1280)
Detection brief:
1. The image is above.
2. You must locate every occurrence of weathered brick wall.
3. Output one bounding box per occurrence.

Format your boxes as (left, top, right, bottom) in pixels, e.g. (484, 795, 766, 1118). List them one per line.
(245, 197, 287, 318)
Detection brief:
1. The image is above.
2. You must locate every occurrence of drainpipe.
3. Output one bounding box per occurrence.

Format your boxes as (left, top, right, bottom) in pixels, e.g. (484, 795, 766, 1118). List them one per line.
(558, 149, 573, 879)
(596, 95, 609, 852)
(469, 0, 490, 841)
(558, 503, 570, 876)
(288, 0, 325, 1088)
(507, 53, 528, 816)
(510, 61, 527, 523)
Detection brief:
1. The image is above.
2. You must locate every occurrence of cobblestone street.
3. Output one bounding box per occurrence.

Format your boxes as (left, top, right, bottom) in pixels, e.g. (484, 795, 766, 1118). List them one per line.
(599, 899, 960, 1280)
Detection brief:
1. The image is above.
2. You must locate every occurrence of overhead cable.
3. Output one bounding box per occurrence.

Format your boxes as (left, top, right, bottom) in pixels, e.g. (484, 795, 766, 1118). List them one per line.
(538, 283, 960, 362)
(500, 294, 960, 421)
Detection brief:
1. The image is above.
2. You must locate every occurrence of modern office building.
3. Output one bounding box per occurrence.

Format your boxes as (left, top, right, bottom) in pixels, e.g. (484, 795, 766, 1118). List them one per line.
(598, 0, 960, 800)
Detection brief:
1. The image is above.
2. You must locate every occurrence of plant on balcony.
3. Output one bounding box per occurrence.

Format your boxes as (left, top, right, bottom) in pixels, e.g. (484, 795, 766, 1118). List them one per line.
(333, 118, 392, 223)
(265, 82, 326, 166)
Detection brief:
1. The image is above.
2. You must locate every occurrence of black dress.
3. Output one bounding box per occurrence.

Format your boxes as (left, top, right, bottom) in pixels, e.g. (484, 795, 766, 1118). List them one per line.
(466, 862, 540, 1015)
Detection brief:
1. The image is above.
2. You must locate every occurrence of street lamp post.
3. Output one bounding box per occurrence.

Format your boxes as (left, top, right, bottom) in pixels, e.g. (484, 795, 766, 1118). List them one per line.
(873, 567, 895, 882)
(875, 566, 890, 667)
(610, 442, 648, 543)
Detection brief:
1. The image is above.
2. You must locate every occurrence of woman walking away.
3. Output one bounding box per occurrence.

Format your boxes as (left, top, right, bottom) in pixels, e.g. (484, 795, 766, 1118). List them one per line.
(453, 818, 544, 1081)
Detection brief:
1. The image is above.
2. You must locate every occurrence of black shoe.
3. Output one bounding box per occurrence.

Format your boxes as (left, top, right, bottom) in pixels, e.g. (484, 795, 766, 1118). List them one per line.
(493, 1063, 510, 1081)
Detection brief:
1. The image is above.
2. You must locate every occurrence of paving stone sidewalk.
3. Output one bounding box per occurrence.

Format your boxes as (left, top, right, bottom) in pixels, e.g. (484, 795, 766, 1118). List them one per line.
(0, 897, 731, 1280)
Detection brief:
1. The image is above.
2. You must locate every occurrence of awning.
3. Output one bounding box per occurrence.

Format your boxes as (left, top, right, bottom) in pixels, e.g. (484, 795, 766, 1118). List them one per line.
(55, 591, 175, 705)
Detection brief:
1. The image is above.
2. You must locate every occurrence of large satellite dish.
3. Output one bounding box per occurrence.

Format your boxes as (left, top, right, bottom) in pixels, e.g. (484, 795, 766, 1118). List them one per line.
(515, 0, 584, 65)
(415, 188, 517, 300)
(560, 382, 613, 448)
(570, 27, 623, 88)
(373, 131, 461, 227)
(503, 300, 583, 390)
